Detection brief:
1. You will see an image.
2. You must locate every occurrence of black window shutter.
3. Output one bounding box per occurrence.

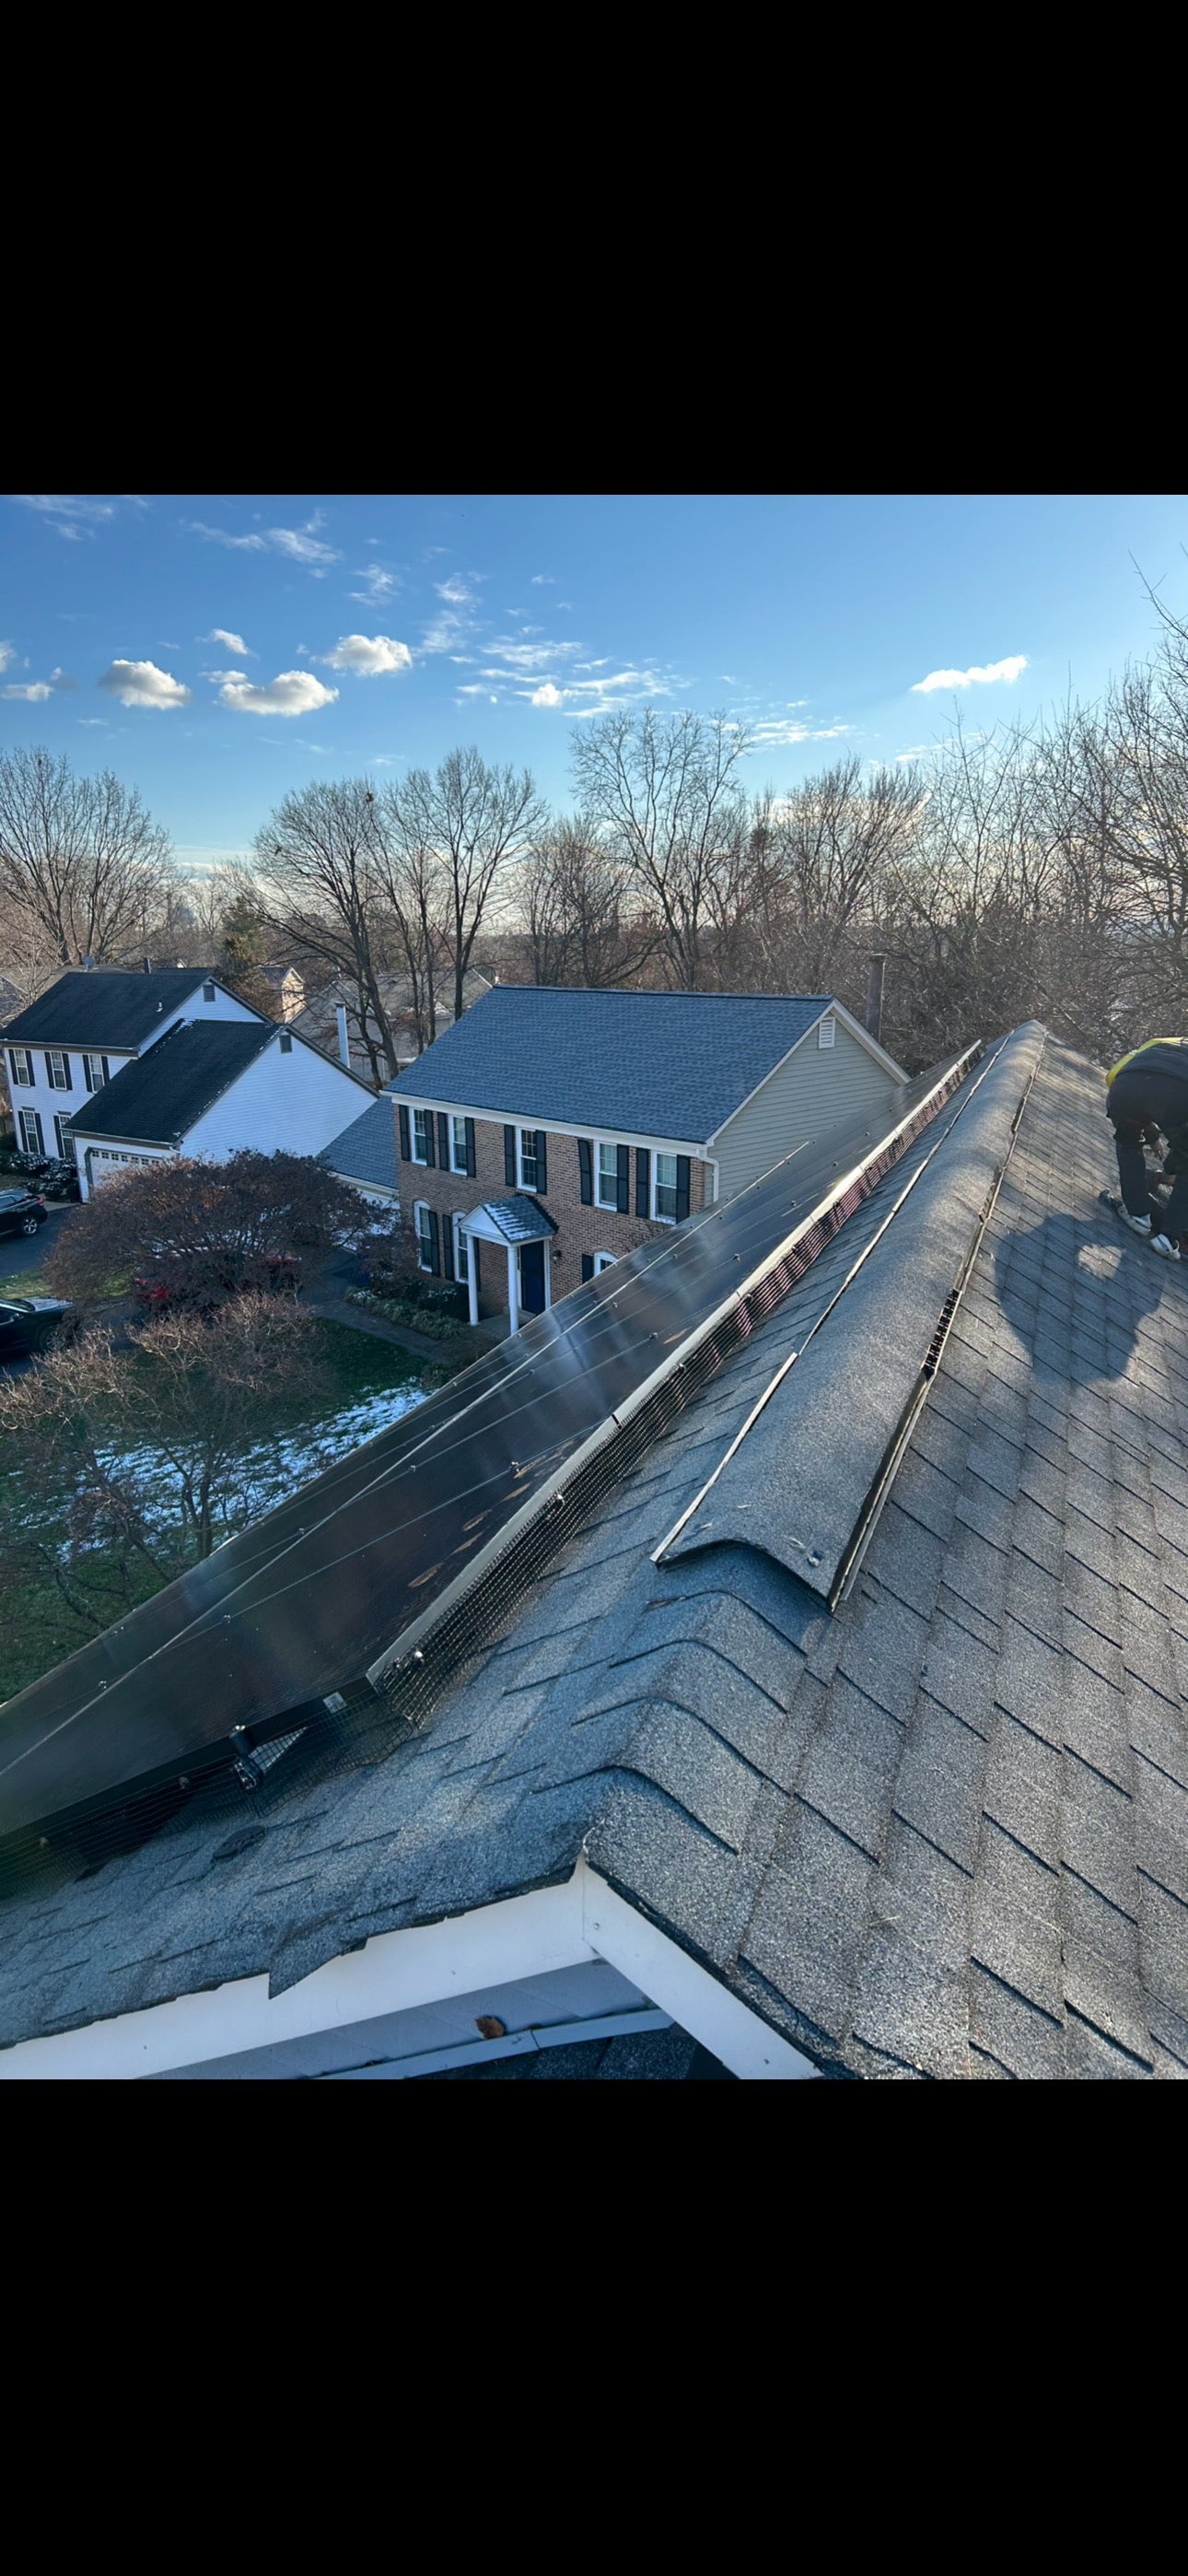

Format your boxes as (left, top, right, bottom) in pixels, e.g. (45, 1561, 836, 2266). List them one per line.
(578, 1137, 593, 1205)
(465, 1117, 476, 1177)
(616, 1143, 630, 1212)
(399, 1104, 411, 1161)
(437, 1111, 449, 1168)
(442, 1214, 455, 1282)
(44, 1054, 55, 1085)
(635, 1147, 650, 1217)
(102, 1057, 110, 1083)
(63, 1054, 73, 1091)
(504, 1124, 517, 1186)
(581, 1254, 594, 1282)
(426, 1208, 441, 1274)
(536, 1130, 548, 1193)
(424, 1114, 436, 1168)
(675, 1155, 691, 1221)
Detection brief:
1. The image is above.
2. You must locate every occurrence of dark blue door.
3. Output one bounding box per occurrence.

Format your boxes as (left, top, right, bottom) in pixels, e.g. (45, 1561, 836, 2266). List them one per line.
(519, 1239, 546, 1314)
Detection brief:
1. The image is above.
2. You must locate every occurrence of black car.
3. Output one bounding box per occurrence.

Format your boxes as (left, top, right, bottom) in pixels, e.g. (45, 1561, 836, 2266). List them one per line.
(0, 1188, 49, 1240)
(0, 1296, 69, 1361)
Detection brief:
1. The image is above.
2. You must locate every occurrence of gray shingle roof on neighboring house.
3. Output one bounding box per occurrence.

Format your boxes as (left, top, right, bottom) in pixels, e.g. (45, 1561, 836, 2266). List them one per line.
(388, 985, 845, 1140)
(0, 969, 239, 1050)
(67, 1021, 274, 1143)
(2, 1031, 1187, 2079)
(319, 1090, 400, 1194)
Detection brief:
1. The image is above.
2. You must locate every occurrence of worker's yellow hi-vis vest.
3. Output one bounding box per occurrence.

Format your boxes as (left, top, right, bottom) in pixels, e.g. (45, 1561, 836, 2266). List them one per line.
(1107, 1039, 1188, 1085)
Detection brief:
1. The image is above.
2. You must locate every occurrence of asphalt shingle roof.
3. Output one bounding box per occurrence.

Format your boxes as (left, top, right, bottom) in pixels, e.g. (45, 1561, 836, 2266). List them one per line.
(1, 970, 230, 1050)
(3, 1032, 1187, 2080)
(66, 1020, 274, 1143)
(388, 985, 839, 1141)
(320, 1090, 401, 1193)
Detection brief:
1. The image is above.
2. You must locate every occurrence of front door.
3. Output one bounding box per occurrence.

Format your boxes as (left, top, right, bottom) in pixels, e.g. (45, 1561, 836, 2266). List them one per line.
(518, 1239, 546, 1314)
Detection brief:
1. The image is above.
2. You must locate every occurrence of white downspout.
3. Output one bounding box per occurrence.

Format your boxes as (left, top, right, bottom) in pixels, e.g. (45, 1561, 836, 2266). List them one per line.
(465, 1228, 479, 1328)
(543, 1244, 552, 1310)
(507, 1243, 520, 1336)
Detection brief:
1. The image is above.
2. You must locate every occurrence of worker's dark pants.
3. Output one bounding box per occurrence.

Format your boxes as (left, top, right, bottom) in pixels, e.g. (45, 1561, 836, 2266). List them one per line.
(1107, 1068, 1188, 1235)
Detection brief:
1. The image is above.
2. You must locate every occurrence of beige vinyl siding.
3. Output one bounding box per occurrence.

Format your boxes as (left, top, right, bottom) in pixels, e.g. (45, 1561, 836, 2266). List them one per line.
(712, 1015, 897, 1200)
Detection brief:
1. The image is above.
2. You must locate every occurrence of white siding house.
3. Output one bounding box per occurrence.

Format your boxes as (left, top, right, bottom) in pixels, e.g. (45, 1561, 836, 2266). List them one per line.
(709, 1007, 900, 1200)
(1, 969, 261, 1169)
(66, 1020, 375, 1197)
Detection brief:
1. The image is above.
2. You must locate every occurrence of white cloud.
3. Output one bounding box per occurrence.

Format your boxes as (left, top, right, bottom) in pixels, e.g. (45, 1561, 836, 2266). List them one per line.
(269, 514, 340, 571)
(0, 641, 14, 671)
(215, 668, 339, 717)
(12, 495, 117, 539)
(435, 576, 472, 605)
(521, 666, 676, 715)
(422, 608, 474, 654)
(350, 564, 401, 604)
(894, 743, 934, 765)
(483, 637, 584, 673)
(530, 574, 555, 585)
(530, 683, 564, 708)
(204, 627, 252, 656)
(185, 521, 267, 551)
(745, 717, 854, 748)
(78, 717, 109, 726)
(185, 513, 340, 572)
(320, 633, 413, 676)
(911, 654, 1028, 695)
(3, 681, 53, 701)
(98, 659, 192, 711)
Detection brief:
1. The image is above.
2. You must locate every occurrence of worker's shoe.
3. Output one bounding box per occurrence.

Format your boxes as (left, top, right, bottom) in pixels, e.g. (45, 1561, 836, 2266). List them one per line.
(1118, 1207, 1152, 1236)
(1149, 1232, 1181, 1259)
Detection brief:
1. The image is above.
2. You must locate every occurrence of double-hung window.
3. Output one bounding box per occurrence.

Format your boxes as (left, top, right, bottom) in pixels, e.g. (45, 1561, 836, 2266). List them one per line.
(596, 1141, 620, 1211)
(653, 1152, 680, 1223)
(8, 1048, 33, 1088)
(412, 1108, 432, 1165)
(82, 1052, 109, 1093)
(453, 1212, 470, 1283)
(518, 1128, 541, 1190)
(53, 1116, 75, 1162)
(450, 1116, 470, 1176)
(45, 1049, 71, 1093)
(18, 1108, 44, 1156)
(415, 1201, 435, 1270)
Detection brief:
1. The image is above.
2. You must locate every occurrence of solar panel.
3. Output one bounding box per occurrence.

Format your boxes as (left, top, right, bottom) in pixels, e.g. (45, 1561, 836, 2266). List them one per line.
(0, 1046, 979, 1873)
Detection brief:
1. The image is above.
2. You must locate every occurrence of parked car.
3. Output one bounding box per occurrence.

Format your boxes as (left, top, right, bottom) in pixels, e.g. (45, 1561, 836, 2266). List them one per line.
(0, 1188, 49, 1241)
(0, 1295, 70, 1361)
(133, 1253, 302, 1312)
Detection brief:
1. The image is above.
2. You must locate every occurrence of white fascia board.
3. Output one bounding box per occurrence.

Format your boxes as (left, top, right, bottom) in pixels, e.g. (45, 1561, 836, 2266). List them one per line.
(392, 1095, 709, 1159)
(0, 1861, 819, 2082)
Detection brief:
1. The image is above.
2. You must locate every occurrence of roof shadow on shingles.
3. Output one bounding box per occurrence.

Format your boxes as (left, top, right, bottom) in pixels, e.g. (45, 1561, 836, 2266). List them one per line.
(387, 984, 839, 1141)
(66, 1020, 275, 1143)
(320, 1094, 400, 1191)
(0, 969, 225, 1050)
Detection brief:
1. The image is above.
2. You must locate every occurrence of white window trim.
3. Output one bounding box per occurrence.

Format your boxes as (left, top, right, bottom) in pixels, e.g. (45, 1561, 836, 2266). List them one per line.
(413, 1200, 435, 1270)
(45, 1049, 70, 1093)
(18, 1108, 44, 1155)
(411, 1109, 432, 1166)
(452, 1210, 469, 1283)
(517, 1124, 542, 1191)
(651, 1150, 681, 1225)
(449, 1116, 469, 1177)
(9, 1048, 33, 1088)
(595, 1136, 622, 1212)
(593, 1251, 617, 1274)
(53, 1115, 73, 1160)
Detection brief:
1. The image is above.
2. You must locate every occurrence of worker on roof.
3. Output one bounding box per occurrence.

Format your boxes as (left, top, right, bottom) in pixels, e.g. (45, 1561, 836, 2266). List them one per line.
(1105, 1037, 1188, 1261)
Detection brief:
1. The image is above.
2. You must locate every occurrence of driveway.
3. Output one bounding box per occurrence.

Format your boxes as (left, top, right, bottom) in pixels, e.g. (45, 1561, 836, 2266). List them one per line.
(0, 1203, 71, 1287)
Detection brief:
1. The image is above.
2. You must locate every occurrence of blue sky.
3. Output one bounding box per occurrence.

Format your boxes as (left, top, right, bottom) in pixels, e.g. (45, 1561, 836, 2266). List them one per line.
(2, 492, 1186, 869)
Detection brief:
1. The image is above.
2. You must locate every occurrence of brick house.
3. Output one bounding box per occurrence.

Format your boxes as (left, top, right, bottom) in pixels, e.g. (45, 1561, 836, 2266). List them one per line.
(386, 985, 905, 1330)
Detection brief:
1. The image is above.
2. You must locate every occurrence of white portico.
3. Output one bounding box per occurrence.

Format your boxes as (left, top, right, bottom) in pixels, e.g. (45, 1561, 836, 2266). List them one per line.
(458, 1195, 558, 1333)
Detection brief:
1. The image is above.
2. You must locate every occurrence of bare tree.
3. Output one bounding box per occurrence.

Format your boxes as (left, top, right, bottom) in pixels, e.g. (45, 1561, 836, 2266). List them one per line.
(254, 779, 400, 1083)
(0, 746, 175, 967)
(369, 787, 448, 1050)
(570, 710, 754, 989)
(520, 816, 657, 988)
(385, 748, 546, 1024)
